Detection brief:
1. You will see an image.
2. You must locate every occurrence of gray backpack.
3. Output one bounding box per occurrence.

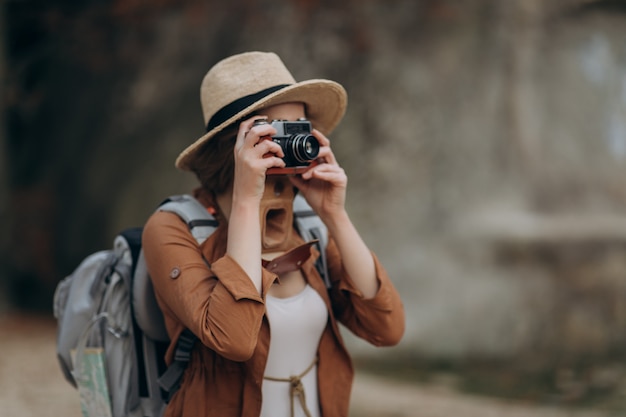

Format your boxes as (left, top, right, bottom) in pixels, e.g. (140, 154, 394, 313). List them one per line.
(53, 194, 329, 417)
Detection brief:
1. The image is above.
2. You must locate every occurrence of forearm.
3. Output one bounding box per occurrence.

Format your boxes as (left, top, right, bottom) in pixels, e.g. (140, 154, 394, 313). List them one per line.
(143, 211, 268, 358)
(226, 198, 262, 294)
(323, 209, 379, 298)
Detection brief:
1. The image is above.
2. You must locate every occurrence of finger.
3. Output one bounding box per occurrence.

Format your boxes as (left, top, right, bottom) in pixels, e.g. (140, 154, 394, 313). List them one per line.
(237, 146, 285, 172)
(303, 164, 346, 182)
(305, 163, 341, 176)
(236, 116, 269, 148)
(288, 174, 305, 190)
(259, 155, 286, 171)
(254, 138, 285, 158)
(312, 129, 330, 147)
(312, 130, 338, 165)
(247, 120, 276, 142)
(315, 146, 337, 166)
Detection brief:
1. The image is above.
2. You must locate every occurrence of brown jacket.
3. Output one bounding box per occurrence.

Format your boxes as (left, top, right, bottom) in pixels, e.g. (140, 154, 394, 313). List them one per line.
(142, 197, 405, 417)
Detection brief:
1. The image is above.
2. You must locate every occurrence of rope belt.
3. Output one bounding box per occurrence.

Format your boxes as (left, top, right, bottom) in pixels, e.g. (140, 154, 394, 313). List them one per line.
(263, 356, 319, 417)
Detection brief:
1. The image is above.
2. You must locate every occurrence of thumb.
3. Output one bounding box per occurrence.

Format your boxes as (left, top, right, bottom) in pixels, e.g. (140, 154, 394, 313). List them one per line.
(288, 175, 306, 191)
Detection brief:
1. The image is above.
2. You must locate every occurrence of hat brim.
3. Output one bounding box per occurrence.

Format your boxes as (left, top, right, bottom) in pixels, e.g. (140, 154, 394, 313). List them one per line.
(175, 79, 347, 170)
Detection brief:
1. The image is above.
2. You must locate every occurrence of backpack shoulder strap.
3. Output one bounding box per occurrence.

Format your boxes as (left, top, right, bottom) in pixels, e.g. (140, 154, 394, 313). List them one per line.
(293, 194, 331, 289)
(159, 194, 219, 244)
(157, 328, 196, 401)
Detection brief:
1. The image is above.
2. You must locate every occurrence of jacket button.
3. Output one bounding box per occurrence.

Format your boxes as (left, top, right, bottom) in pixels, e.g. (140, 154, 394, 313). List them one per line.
(170, 267, 181, 279)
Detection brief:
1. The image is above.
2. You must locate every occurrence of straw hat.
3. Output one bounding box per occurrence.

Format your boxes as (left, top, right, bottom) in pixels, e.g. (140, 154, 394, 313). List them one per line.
(175, 51, 348, 170)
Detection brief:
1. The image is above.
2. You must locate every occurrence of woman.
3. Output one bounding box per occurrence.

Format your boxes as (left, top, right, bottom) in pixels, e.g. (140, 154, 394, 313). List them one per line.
(142, 51, 405, 417)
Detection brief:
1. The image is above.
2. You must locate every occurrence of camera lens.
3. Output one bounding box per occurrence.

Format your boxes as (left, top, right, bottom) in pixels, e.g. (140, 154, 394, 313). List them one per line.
(289, 134, 320, 163)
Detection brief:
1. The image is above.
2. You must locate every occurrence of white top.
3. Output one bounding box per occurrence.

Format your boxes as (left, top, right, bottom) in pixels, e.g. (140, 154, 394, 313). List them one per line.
(261, 284, 328, 417)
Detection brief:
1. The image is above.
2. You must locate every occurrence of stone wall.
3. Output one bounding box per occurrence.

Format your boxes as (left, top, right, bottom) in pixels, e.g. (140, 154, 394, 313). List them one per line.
(4, 0, 626, 363)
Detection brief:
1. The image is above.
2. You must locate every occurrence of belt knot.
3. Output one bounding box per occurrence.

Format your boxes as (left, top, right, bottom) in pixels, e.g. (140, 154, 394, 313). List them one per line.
(264, 356, 318, 417)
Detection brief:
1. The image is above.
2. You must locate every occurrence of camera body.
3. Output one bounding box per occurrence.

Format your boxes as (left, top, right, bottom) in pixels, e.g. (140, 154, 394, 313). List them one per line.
(254, 118, 320, 172)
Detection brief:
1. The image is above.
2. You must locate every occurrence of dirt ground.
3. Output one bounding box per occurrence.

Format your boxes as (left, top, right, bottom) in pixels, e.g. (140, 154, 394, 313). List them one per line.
(0, 313, 612, 417)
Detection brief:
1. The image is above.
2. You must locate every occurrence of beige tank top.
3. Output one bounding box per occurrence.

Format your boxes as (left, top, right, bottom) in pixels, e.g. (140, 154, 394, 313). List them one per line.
(261, 284, 328, 417)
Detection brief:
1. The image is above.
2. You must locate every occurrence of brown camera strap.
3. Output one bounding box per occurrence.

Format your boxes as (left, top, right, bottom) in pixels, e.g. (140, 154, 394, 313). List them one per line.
(261, 241, 317, 276)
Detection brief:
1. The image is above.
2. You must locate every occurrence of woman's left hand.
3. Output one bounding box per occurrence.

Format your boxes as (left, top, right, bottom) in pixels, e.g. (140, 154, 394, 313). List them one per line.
(291, 129, 381, 299)
(288, 129, 347, 222)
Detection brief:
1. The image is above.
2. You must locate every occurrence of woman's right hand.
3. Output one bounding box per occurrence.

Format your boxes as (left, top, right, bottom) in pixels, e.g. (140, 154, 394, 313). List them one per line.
(227, 116, 286, 294)
(232, 116, 286, 204)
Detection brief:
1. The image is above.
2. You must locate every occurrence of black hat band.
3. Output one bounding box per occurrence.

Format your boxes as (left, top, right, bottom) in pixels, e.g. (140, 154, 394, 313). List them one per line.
(206, 84, 291, 132)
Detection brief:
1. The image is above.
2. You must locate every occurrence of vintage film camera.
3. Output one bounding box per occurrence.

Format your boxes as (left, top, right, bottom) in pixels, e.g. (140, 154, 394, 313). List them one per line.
(254, 118, 320, 174)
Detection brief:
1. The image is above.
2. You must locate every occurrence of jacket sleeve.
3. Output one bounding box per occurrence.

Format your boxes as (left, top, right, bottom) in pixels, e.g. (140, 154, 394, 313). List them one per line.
(326, 238, 405, 347)
(142, 211, 276, 361)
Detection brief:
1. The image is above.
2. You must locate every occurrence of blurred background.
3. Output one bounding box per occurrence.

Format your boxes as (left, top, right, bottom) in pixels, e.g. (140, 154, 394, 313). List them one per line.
(3, 0, 626, 415)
